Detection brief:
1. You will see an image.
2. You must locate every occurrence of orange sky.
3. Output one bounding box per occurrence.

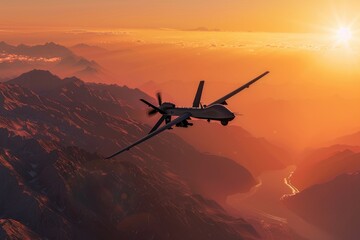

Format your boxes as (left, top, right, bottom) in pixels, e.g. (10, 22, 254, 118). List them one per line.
(1, 1, 360, 150)
(2, 0, 359, 32)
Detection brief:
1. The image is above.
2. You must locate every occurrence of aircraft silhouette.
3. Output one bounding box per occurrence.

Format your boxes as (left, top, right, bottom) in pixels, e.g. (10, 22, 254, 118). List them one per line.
(106, 71, 269, 159)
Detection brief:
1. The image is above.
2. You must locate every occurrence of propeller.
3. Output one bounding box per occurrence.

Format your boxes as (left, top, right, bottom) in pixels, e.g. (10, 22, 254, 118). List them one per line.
(140, 98, 165, 116)
(141, 93, 172, 133)
(148, 109, 158, 116)
(147, 92, 163, 116)
(156, 92, 162, 105)
(141, 92, 165, 117)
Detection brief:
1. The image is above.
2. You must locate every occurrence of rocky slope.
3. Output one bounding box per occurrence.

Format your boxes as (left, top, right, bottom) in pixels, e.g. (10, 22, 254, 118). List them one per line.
(5, 70, 257, 202)
(0, 219, 41, 240)
(0, 69, 262, 239)
(0, 127, 260, 240)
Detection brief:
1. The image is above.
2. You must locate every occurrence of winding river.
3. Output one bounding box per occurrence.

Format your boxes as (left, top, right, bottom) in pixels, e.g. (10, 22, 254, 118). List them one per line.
(227, 166, 334, 240)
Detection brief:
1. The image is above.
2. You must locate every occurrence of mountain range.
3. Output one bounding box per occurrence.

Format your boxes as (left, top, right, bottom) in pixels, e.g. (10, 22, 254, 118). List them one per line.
(0, 69, 266, 239)
(291, 144, 360, 190)
(0, 42, 104, 82)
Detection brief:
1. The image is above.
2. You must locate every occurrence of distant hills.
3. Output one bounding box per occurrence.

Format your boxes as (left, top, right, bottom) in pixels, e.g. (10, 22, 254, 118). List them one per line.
(285, 131, 360, 239)
(284, 172, 360, 240)
(70, 43, 108, 57)
(291, 144, 360, 190)
(0, 41, 73, 58)
(175, 121, 290, 176)
(0, 42, 104, 82)
(186, 27, 221, 32)
(332, 130, 360, 146)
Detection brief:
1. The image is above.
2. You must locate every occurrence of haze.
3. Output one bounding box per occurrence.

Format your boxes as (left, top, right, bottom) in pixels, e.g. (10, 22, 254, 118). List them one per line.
(2, 23, 360, 150)
(2, 1, 360, 239)
(2, 0, 360, 32)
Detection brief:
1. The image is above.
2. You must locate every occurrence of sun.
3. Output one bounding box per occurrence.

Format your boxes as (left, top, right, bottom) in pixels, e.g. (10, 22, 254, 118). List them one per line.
(335, 26, 353, 43)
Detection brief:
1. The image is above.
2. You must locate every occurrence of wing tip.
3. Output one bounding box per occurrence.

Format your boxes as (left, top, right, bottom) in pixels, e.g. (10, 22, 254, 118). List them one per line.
(105, 113, 191, 160)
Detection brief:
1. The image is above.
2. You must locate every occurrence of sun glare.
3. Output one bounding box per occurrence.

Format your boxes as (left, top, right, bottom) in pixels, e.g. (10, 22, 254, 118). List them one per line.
(336, 27, 353, 43)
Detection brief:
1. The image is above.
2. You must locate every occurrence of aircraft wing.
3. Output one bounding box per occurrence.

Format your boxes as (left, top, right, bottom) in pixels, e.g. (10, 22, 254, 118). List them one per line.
(105, 113, 192, 159)
(208, 71, 269, 106)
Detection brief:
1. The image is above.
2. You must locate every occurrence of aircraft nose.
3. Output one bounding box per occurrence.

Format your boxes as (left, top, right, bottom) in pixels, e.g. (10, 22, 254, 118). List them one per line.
(228, 111, 235, 120)
(224, 108, 235, 120)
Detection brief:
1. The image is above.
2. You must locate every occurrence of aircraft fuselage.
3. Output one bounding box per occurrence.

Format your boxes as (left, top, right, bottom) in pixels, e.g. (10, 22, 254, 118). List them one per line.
(165, 104, 235, 122)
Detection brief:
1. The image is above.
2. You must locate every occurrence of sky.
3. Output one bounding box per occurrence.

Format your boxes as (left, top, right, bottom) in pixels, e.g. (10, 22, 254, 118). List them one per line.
(2, 0, 359, 32)
(1, 0, 360, 149)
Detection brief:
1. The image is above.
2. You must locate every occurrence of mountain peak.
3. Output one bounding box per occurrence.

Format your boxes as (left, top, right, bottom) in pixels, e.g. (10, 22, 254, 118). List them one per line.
(45, 42, 57, 46)
(0, 41, 10, 46)
(7, 70, 65, 93)
(12, 69, 60, 81)
(0, 41, 14, 51)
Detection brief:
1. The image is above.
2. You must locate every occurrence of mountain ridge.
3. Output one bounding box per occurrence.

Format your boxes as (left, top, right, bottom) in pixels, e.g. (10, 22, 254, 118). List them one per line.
(0, 42, 104, 82)
(0, 69, 304, 239)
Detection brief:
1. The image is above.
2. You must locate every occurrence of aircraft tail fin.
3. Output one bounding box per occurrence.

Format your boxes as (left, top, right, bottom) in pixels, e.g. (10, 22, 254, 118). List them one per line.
(192, 80, 205, 107)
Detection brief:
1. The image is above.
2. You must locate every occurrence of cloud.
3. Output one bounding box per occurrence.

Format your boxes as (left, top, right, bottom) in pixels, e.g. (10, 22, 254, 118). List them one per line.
(0, 53, 61, 63)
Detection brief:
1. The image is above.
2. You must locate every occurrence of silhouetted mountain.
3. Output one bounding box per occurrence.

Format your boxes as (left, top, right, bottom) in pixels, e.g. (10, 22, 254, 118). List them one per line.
(0, 42, 104, 82)
(301, 144, 360, 165)
(332, 130, 360, 146)
(70, 43, 108, 57)
(58, 55, 100, 69)
(284, 172, 360, 240)
(7, 70, 151, 120)
(8, 69, 65, 93)
(176, 121, 289, 176)
(76, 65, 99, 74)
(14, 42, 73, 58)
(0, 41, 15, 52)
(0, 70, 265, 239)
(86, 82, 154, 117)
(291, 145, 360, 190)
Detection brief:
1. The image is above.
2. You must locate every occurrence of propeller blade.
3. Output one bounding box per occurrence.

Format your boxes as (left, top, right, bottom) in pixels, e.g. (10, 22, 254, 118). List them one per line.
(149, 115, 166, 133)
(156, 92, 162, 105)
(140, 99, 165, 114)
(148, 109, 158, 116)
